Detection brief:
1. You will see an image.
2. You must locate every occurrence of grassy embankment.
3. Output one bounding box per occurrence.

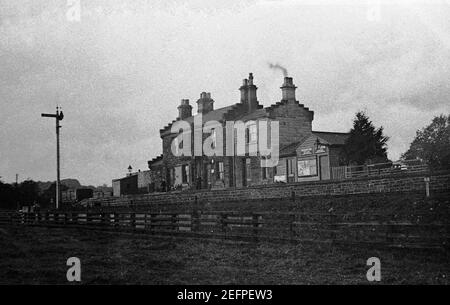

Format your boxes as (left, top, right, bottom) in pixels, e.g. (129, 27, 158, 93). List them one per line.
(0, 225, 448, 285)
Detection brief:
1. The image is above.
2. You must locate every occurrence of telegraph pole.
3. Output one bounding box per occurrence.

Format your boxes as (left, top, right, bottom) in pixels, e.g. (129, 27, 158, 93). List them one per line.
(41, 107, 64, 209)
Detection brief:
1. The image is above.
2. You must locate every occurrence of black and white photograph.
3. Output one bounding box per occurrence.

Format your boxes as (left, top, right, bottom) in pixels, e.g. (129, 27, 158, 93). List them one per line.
(0, 0, 449, 293)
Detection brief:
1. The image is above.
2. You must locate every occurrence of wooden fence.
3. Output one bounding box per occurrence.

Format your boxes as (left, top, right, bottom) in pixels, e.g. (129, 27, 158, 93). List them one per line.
(1, 209, 448, 249)
(331, 161, 429, 180)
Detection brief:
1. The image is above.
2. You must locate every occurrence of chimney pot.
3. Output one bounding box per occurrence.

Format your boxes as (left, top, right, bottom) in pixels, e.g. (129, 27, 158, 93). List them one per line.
(240, 79, 248, 103)
(283, 77, 294, 86)
(197, 92, 214, 114)
(178, 99, 192, 119)
(281, 76, 297, 101)
(246, 73, 258, 112)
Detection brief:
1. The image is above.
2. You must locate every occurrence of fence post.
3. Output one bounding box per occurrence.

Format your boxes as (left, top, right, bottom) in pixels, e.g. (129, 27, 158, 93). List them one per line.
(386, 214, 395, 244)
(130, 213, 136, 229)
(114, 212, 119, 227)
(172, 213, 178, 231)
(101, 212, 107, 227)
(220, 213, 227, 235)
(192, 209, 200, 232)
(194, 196, 198, 210)
(252, 214, 259, 242)
(289, 213, 296, 241)
(149, 214, 154, 232)
(424, 177, 430, 198)
(446, 209, 450, 250)
(328, 209, 336, 242)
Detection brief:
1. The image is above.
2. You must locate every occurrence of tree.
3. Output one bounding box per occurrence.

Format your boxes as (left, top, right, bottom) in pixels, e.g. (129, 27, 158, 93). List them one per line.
(0, 180, 41, 210)
(402, 114, 450, 170)
(0, 180, 18, 210)
(38, 182, 69, 209)
(17, 180, 40, 207)
(341, 111, 389, 165)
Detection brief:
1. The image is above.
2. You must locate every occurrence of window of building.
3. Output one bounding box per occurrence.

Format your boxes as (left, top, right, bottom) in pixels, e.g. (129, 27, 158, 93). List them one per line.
(181, 164, 189, 184)
(287, 158, 296, 176)
(216, 161, 224, 180)
(274, 161, 286, 183)
(170, 168, 175, 186)
(211, 129, 217, 149)
(261, 166, 269, 180)
(248, 124, 257, 143)
(246, 158, 252, 181)
(298, 158, 318, 177)
(260, 157, 270, 180)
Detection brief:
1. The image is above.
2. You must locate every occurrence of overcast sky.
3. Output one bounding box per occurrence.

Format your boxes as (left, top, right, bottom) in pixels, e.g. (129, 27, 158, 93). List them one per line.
(0, 0, 449, 186)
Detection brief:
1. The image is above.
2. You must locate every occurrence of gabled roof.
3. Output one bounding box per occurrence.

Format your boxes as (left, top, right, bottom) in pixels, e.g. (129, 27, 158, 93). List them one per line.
(161, 98, 318, 136)
(279, 131, 349, 157)
(265, 99, 314, 120)
(237, 107, 269, 121)
(160, 104, 246, 135)
(148, 154, 164, 168)
(279, 141, 301, 157)
(112, 173, 138, 182)
(312, 131, 349, 146)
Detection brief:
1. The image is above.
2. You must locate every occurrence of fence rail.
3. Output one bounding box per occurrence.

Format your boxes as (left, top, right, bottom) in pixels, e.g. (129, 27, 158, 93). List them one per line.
(1, 209, 448, 249)
(331, 161, 429, 180)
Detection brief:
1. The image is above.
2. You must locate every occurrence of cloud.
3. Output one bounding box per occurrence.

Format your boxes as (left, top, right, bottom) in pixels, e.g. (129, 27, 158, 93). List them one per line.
(0, 0, 449, 184)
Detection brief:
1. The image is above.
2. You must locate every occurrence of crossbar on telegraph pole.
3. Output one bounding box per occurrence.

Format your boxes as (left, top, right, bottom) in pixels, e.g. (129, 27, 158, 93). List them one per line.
(41, 107, 64, 209)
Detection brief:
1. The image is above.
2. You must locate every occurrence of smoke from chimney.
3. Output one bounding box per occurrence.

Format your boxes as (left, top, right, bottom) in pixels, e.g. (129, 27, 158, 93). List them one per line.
(268, 62, 288, 77)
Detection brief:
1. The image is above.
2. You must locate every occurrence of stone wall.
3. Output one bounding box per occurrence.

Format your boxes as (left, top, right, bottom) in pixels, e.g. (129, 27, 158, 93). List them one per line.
(89, 171, 450, 207)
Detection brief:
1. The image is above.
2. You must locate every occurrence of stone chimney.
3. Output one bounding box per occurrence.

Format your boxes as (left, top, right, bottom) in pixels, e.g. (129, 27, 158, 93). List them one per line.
(177, 99, 192, 119)
(196, 92, 214, 114)
(239, 79, 248, 103)
(239, 73, 258, 113)
(247, 73, 258, 112)
(281, 77, 297, 101)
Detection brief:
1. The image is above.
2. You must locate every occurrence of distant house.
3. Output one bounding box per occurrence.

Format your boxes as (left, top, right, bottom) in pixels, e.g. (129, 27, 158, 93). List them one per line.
(112, 170, 152, 197)
(61, 188, 93, 203)
(147, 73, 349, 191)
(275, 132, 349, 183)
(93, 188, 113, 199)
